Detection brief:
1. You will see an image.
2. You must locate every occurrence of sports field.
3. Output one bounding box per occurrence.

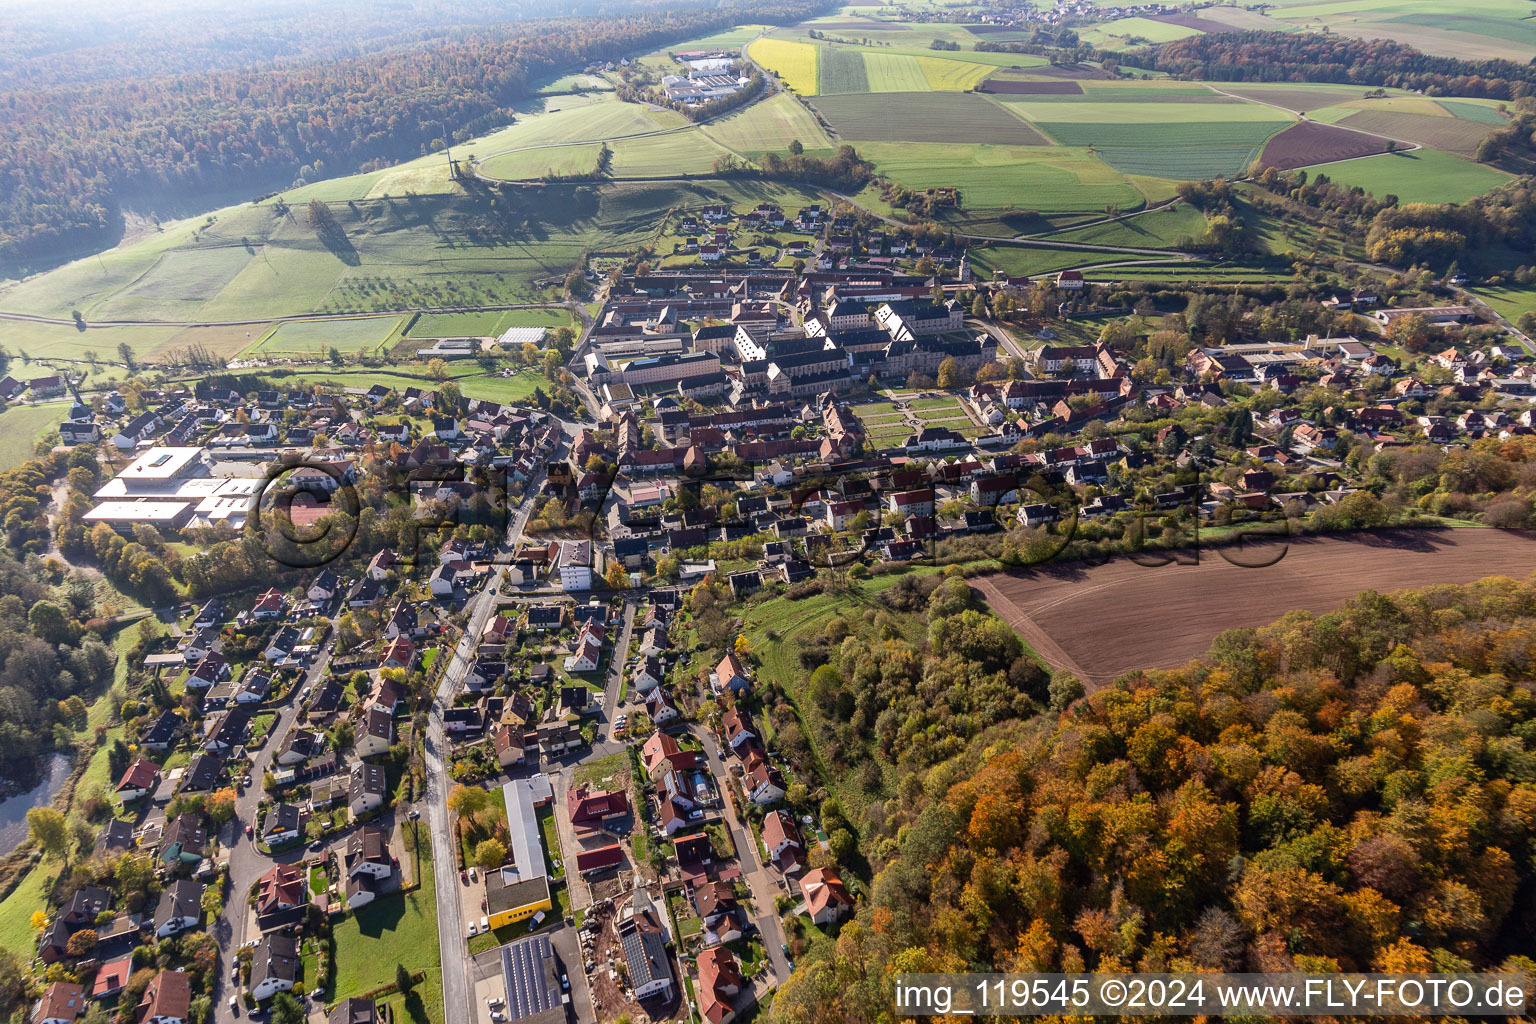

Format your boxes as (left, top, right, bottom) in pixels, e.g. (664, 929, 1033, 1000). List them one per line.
(811, 92, 1049, 144)
(404, 309, 570, 338)
(1303, 148, 1512, 204)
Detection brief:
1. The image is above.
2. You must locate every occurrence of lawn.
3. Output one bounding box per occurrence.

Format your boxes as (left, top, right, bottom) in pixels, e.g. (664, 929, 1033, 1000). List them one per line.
(279, 364, 548, 404)
(251, 316, 404, 356)
(0, 401, 70, 466)
(1304, 148, 1512, 204)
(748, 38, 818, 95)
(811, 92, 1049, 144)
(0, 861, 54, 956)
(331, 842, 441, 1024)
(1471, 282, 1536, 325)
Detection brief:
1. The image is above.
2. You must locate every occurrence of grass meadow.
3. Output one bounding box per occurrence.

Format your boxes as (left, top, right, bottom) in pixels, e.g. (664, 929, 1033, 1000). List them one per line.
(1305, 148, 1513, 204)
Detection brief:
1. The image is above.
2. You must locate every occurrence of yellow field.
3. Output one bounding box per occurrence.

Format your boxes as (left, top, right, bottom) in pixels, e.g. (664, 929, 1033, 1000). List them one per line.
(916, 55, 994, 91)
(750, 38, 818, 95)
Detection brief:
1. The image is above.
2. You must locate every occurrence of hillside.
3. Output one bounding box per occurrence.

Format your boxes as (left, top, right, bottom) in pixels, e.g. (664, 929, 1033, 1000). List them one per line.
(769, 573, 1536, 1022)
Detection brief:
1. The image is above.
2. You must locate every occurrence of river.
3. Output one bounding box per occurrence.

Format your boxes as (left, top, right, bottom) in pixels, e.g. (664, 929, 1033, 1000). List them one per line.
(0, 753, 73, 850)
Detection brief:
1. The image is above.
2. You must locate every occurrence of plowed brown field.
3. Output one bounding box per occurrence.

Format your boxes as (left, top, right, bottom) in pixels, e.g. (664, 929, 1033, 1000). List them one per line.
(973, 528, 1536, 686)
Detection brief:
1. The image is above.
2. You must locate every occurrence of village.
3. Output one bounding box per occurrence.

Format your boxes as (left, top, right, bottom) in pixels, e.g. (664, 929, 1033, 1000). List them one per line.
(11, 183, 1536, 1024)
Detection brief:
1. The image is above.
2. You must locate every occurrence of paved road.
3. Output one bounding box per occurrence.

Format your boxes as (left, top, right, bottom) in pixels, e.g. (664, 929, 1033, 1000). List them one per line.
(213, 639, 336, 1024)
(426, 465, 553, 1024)
(689, 722, 792, 983)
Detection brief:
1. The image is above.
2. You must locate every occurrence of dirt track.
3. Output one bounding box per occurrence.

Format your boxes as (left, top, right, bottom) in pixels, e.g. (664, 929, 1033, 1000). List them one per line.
(973, 529, 1536, 686)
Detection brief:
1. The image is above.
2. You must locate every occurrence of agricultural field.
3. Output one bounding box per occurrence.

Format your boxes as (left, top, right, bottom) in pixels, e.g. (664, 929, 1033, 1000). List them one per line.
(473, 142, 603, 181)
(999, 96, 1286, 123)
(0, 180, 696, 330)
(748, 37, 818, 94)
(816, 44, 869, 94)
(1335, 109, 1497, 155)
(1251, 0, 1536, 61)
(1436, 100, 1509, 124)
(1259, 120, 1392, 170)
(1075, 15, 1205, 47)
(1047, 202, 1210, 248)
(90, 245, 257, 321)
(700, 92, 834, 154)
(974, 528, 1536, 686)
(608, 131, 735, 177)
(1214, 83, 1384, 114)
(250, 316, 403, 356)
(1471, 281, 1536, 324)
(854, 142, 1148, 221)
(810, 92, 1049, 144)
(1037, 120, 1290, 178)
(1307, 148, 1513, 204)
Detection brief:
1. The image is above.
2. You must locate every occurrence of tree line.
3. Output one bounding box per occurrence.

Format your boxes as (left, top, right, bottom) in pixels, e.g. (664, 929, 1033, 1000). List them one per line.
(771, 576, 1536, 1022)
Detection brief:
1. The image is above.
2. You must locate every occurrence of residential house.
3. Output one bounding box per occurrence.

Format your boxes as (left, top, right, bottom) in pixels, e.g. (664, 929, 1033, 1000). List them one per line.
(696, 947, 742, 1024)
(31, 983, 85, 1024)
(801, 867, 853, 925)
(345, 826, 393, 882)
(153, 880, 202, 938)
(710, 652, 750, 695)
(262, 803, 306, 845)
(115, 759, 159, 802)
(349, 763, 388, 816)
(158, 816, 206, 866)
(719, 708, 756, 753)
(355, 704, 394, 758)
(761, 809, 805, 873)
(493, 724, 526, 769)
(249, 934, 299, 1001)
(256, 863, 307, 918)
(136, 971, 191, 1024)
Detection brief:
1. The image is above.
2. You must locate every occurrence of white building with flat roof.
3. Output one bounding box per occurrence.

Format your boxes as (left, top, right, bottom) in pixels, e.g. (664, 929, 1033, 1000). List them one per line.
(500, 775, 554, 885)
(83, 501, 195, 534)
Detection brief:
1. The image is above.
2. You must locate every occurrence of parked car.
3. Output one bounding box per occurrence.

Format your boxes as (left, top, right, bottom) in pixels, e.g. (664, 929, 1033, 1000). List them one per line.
(460, 870, 468, 884)
(228, 997, 240, 1016)
(245, 825, 253, 839)
(468, 921, 478, 937)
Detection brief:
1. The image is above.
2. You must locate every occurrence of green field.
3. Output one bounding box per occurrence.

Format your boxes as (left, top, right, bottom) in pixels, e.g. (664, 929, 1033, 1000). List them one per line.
(475, 142, 603, 180)
(1036, 120, 1290, 178)
(817, 44, 870, 94)
(405, 308, 570, 338)
(1252, 0, 1536, 61)
(1471, 281, 1536, 324)
(1076, 15, 1204, 46)
(332, 841, 442, 1024)
(92, 246, 258, 321)
(811, 92, 1049, 144)
(1048, 202, 1211, 248)
(701, 92, 835, 154)
(281, 364, 548, 404)
(1004, 98, 1289, 124)
(1306, 148, 1513, 204)
(855, 142, 1146, 217)
(254, 316, 404, 355)
(0, 401, 70, 465)
(1435, 99, 1509, 124)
